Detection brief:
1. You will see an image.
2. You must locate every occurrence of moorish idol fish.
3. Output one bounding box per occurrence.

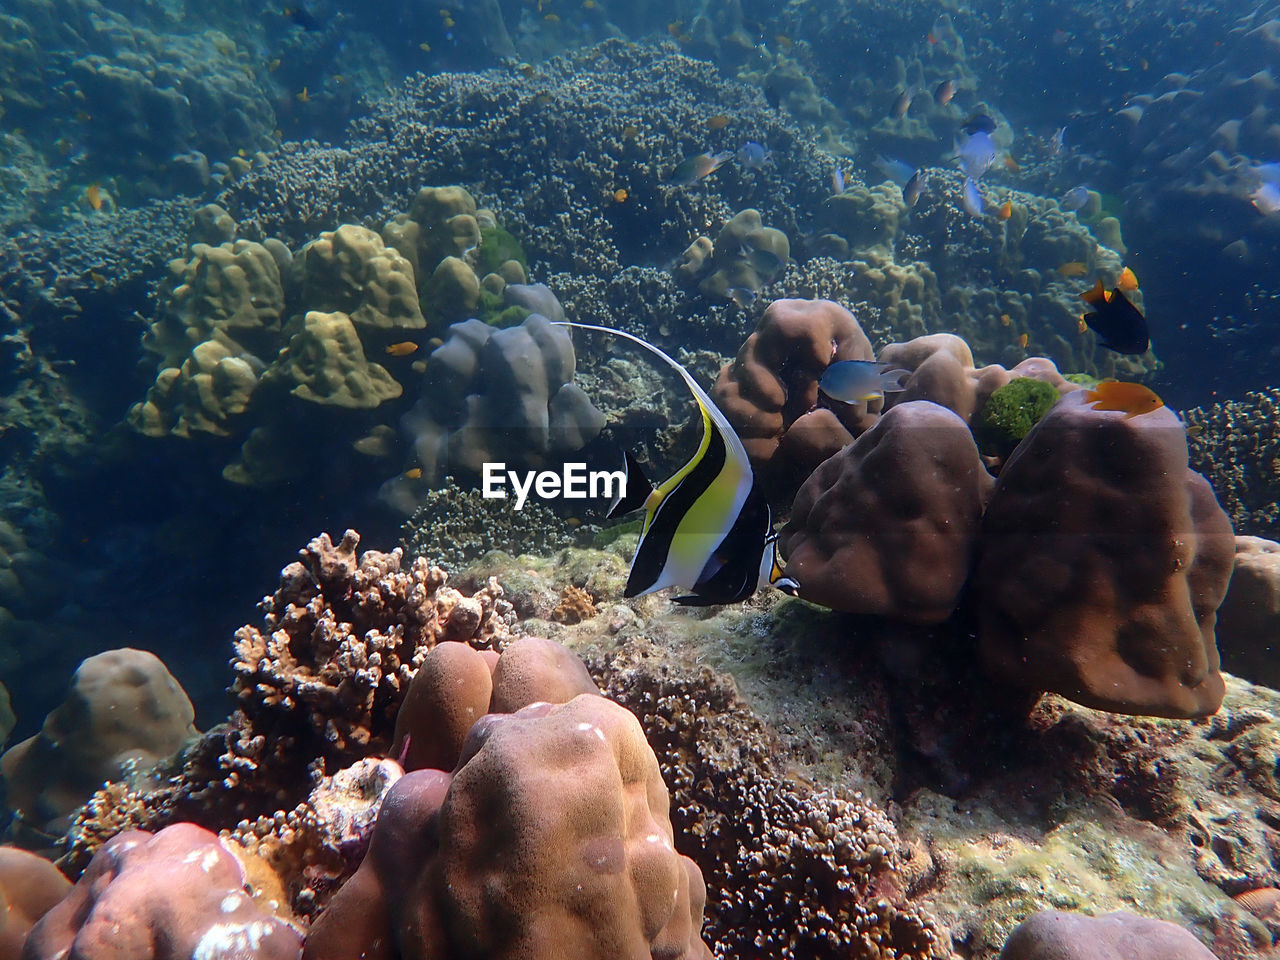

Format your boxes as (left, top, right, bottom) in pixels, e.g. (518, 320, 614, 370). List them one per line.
(556, 322, 800, 606)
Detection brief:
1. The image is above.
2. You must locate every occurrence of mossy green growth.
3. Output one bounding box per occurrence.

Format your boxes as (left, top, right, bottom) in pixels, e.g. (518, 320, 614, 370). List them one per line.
(977, 377, 1060, 458)
(476, 224, 527, 277)
(592, 517, 643, 549)
(477, 286, 531, 327)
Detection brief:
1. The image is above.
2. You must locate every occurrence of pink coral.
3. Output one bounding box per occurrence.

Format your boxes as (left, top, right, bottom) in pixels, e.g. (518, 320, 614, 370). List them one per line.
(0, 848, 70, 957)
(22, 823, 301, 960)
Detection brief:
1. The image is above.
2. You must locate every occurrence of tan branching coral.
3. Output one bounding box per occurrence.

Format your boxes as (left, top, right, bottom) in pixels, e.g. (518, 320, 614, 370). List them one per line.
(228, 530, 513, 793)
(551, 584, 598, 624)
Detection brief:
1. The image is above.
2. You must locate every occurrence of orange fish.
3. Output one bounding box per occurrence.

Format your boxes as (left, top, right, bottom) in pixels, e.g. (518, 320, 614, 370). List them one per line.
(403, 467, 423, 479)
(1017, 333, 1029, 348)
(86, 183, 102, 211)
(1000, 314, 1012, 326)
(385, 341, 419, 357)
(1077, 317, 1088, 333)
(1081, 278, 1111, 304)
(997, 199, 1013, 220)
(1057, 261, 1088, 278)
(296, 86, 310, 103)
(1117, 266, 1139, 292)
(612, 187, 628, 203)
(1084, 380, 1164, 418)
(775, 34, 794, 49)
(1003, 154, 1020, 172)
(707, 115, 730, 131)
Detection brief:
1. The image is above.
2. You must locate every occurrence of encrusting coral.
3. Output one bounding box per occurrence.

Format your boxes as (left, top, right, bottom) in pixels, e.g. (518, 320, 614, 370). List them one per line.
(998, 910, 1218, 959)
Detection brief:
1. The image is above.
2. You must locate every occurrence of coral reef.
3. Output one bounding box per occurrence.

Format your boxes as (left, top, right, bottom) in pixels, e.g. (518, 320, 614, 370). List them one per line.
(1, 648, 199, 835)
(0, 847, 70, 956)
(23, 823, 301, 960)
(1185, 387, 1280, 540)
(1217, 536, 1280, 689)
(999, 910, 1218, 959)
(228, 531, 513, 795)
(674, 208, 789, 302)
(712, 298, 876, 500)
(307, 695, 713, 960)
(977, 389, 1235, 718)
(398, 480, 575, 570)
(781, 401, 996, 623)
(386, 309, 604, 493)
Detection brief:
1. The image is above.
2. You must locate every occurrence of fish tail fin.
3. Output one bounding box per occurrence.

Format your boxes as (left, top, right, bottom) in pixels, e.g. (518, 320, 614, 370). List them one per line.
(880, 368, 912, 393)
(608, 449, 653, 519)
(671, 593, 722, 607)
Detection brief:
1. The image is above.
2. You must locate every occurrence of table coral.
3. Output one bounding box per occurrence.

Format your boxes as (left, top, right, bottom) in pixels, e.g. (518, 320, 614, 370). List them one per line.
(23, 823, 302, 960)
(1, 648, 199, 834)
(977, 389, 1235, 718)
(780, 400, 996, 623)
(305, 694, 713, 960)
(0, 847, 70, 957)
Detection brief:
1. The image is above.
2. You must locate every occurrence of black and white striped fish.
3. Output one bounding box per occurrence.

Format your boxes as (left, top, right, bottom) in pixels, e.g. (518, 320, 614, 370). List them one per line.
(558, 322, 799, 606)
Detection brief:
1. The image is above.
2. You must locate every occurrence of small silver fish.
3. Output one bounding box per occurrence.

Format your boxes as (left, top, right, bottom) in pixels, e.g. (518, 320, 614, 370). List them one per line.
(818, 360, 911, 404)
(736, 141, 770, 169)
(740, 243, 785, 277)
(668, 151, 733, 186)
(728, 286, 758, 307)
(903, 169, 928, 207)
(954, 130, 996, 180)
(1051, 125, 1067, 155)
(962, 177, 985, 216)
(874, 154, 915, 186)
(891, 85, 919, 118)
(831, 167, 848, 194)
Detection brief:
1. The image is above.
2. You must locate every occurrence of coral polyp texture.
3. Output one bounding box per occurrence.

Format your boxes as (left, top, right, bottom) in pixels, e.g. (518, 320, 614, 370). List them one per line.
(977, 390, 1235, 718)
(781, 400, 996, 623)
(1185, 387, 1280, 541)
(228, 530, 513, 795)
(307, 695, 713, 960)
(22, 823, 302, 960)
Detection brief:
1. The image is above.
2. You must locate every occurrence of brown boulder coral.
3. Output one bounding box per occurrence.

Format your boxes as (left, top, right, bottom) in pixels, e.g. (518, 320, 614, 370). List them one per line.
(880, 332, 1078, 429)
(23, 823, 301, 960)
(0, 848, 70, 957)
(780, 400, 996, 623)
(1, 648, 199, 834)
(1216, 536, 1280, 688)
(712, 298, 876, 499)
(998, 910, 1217, 959)
(304, 695, 712, 960)
(228, 530, 513, 798)
(977, 389, 1235, 718)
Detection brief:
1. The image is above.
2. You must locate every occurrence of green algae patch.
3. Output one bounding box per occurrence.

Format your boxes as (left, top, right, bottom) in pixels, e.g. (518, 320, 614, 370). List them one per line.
(478, 285, 531, 328)
(977, 377, 1059, 458)
(1064, 372, 1099, 387)
(476, 224, 527, 277)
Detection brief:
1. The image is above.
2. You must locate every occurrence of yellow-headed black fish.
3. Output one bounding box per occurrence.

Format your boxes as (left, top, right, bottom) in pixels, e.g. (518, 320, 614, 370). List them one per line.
(557, 322, 797, 605)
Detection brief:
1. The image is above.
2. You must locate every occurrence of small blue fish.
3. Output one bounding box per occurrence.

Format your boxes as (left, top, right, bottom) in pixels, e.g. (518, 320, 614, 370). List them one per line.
(962, 177, 985, 216)
(954, 131, 996, 180)
(1060, 185, 1090, 211)
(1253, 162, 1280, 185)
(736, 141, 770, 169)
(874, 154, 916, 186)
(831, 167, 848, 195)
(818, 360, 911, 404)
